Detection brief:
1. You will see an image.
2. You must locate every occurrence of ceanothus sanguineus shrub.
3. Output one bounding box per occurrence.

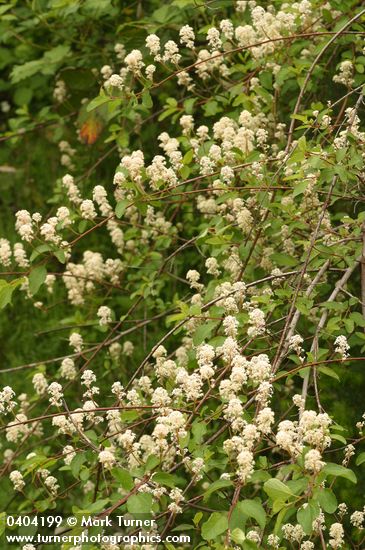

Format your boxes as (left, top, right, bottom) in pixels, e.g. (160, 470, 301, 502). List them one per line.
(1, 1, 365, 548)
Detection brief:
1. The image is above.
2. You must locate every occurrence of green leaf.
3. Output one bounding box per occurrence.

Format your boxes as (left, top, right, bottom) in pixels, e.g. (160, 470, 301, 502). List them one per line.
(203, 100, 220, 117)
(115, 200, 129, 218)
(158, 107, 179, 121)
(144, 454, 160, 471)
(54, 249, 66, 264)
(193, 321, 216, 345)
(29, 265, 47, 295)
(83, 499, 109, 514)
(335, 148, 346, 162)
(290, 114, 308, 123)
(203, 479, 233, 501)
(231, 528, 246, 545)
(70, 453, 86, 478)
(297, 135, 307, 152)
(171, 524, 195, 531)
(330, 433, 347, 444)
(192, 421, 207, 444)
(318, 366, 340, 381)
(322, 463, 356, 484)
(30, 244, 52, 262)
(127, 493, 152, 515)
(13, 87, 33, 106)
(350, 312, 365, 328)
(293, 180, 309, 197)
(193, 512, 203, 526)
(44, 45, 70, 65)
(201, 512, 228, 541)
(274, 506, 288, 534)
(356, 452, 365, 466)
(344, 318, 355, 333)
(10, 59, 43, 83)
(152, 472, 179, 489)
(142, 90, 153, 108)
(317, 489, 337, 513)
(238, 499, 266, 529)
(0, 512, 6, 537)
(0, 279, 24, 309)
(297, 500, 320, 535)
(87, 94, 112, 112)
(112, 468, 134, 491)
(263, 478, 294, 501)
(11, 45, 70, 83)
(270, 252, 297, 267)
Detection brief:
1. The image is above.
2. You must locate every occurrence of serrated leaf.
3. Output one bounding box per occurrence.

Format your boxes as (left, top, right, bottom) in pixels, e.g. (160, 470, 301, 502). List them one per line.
(344, 318, 355, 333)
(297, 135, 307, 152)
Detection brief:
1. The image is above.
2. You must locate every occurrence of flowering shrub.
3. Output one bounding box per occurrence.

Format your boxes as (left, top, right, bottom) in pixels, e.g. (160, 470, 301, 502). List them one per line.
(1, 0, 365, 548)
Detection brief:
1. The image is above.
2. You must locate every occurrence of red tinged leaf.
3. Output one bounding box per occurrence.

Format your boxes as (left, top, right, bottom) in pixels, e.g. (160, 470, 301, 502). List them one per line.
(79, 116, 103, 145)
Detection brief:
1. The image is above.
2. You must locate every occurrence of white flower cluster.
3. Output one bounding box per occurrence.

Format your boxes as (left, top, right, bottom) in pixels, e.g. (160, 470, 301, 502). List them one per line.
(47, 382, 63, 407)
(334, 335, 350, 359)
(0, 386, 16, 414)
(329, 523, 344, 549)
(0, 238, 11, 266)
(32, 373, 48, 395)
(276, 409, 332, 465)
(63, 252, 123, 306)
(288, 334, 304, 358)
(333, 60, 354, 87)
(99, 448, 116, 469)
(10, 470, 25, 491)
(60, 358, 77, 380)
(69, 332, 83, 352)
(97, 305, 113, 326)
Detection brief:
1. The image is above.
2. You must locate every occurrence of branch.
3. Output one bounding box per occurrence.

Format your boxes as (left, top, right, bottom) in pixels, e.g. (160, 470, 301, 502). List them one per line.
(301, 256, 361, 407)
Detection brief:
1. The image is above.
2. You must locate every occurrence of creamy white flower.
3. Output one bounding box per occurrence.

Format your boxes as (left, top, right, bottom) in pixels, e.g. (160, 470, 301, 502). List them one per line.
(97, 305, 112, 326)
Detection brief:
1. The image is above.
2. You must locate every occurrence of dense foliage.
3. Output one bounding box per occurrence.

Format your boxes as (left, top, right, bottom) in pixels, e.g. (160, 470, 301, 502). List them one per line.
(1, 0, 365, 548)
